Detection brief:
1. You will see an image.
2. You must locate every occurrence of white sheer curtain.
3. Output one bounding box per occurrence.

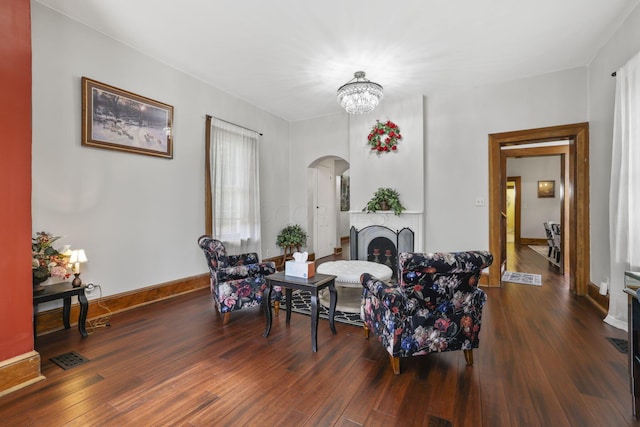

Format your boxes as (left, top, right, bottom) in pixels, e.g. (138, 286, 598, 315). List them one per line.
(210, 118, 262, 256)
(605, 50, 640, 331)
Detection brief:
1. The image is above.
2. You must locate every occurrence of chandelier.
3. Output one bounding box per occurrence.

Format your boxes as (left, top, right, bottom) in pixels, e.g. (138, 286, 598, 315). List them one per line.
(337, 71, 383, 114)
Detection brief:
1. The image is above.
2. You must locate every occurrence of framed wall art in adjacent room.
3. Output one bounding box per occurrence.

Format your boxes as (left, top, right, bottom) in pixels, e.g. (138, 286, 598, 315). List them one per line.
(537, 180, 555, 198)
(340, 175, 350, 211)
(81, 77, 174, 158)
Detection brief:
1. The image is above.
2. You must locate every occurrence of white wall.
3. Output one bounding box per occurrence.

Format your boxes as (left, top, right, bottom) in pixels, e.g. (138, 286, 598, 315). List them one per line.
(506, 156, 562, 239)
(31, 4, 290, 299)
(289, 113, 349, 253)
(588, 5, 640, 287)
(349, 95, 425, 214)
(289, 95, 424, 257)
(425, 68, 588, 252)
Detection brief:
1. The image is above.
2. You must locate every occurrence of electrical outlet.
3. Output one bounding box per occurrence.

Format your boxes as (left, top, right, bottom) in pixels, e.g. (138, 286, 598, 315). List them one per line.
(475, 197, 485, 207)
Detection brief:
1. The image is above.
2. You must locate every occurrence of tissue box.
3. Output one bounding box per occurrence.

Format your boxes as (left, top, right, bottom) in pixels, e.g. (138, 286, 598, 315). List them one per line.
(285, 260, 315, 278)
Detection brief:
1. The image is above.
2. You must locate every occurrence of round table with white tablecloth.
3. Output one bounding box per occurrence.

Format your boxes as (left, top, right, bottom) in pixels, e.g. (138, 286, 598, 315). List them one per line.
(317, 260, 393, 314)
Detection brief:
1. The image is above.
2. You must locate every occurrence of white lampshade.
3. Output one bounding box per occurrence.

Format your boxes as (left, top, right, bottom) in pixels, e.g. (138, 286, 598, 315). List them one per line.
(69, 249, 88, 264)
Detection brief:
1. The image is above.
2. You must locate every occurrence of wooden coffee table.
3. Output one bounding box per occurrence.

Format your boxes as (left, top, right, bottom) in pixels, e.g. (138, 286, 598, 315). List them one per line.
(264, 271, 337, 352)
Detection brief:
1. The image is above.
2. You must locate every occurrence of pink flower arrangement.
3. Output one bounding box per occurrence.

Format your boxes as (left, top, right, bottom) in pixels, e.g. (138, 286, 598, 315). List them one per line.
(32, 231, 71, 284)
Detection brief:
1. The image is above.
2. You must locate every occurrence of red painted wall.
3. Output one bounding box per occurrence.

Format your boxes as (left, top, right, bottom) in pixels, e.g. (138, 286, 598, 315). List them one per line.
(0, 0, 33, 360)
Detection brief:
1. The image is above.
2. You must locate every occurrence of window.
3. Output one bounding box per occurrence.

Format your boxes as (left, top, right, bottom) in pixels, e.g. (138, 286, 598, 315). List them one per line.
(208, 118, 262, 255)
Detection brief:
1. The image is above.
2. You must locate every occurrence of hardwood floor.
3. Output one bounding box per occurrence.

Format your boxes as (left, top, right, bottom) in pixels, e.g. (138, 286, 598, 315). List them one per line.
(1, 244, 635, 426)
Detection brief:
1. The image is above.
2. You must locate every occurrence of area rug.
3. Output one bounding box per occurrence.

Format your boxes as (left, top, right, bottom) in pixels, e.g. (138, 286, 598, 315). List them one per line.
(528, 245, 560, 267)
(502, 271, 542, 286)
(281, 289, 363, 327)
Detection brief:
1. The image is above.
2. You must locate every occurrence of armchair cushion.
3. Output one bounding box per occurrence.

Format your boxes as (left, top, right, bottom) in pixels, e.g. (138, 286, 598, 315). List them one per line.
(215, 262, 277, 313)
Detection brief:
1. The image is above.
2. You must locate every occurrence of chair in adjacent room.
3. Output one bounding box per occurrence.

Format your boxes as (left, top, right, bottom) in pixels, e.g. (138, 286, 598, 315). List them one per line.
(543, 221, 556, 258)
(549, 222, 561, 263)
(197, 235, 280, 325)
(360, 251, 493, 374)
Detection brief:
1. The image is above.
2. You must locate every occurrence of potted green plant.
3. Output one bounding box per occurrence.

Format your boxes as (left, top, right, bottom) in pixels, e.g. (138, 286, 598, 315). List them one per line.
(276, 224, 308, 269)
(276, 224, 308, 249)
(363, 187, 406, 216)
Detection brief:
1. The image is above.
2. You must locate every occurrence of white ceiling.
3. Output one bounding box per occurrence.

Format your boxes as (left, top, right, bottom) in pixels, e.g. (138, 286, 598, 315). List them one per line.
(35, 0, 639, 122)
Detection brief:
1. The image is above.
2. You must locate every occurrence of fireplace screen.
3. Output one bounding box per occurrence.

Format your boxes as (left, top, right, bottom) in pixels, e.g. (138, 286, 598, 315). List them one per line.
(368, 237, 397, 276)
(350, 225, 414, 279)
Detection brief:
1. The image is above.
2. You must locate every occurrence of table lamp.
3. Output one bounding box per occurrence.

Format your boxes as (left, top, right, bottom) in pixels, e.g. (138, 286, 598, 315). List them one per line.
(69, 249, 88, 287)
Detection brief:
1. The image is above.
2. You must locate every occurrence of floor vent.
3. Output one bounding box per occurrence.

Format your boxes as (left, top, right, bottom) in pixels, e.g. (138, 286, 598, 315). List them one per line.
(427, 415, 453, 427)
(50, 351, 90, 370)
(607, 337, 629, 354)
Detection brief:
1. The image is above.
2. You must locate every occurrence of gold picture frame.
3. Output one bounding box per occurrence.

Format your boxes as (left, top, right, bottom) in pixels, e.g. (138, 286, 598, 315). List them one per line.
(82, 77, 173, 158)
(537, 180, 555, 198)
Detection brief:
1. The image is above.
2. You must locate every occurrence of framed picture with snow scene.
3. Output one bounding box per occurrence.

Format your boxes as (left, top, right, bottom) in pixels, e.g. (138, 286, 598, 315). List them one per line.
(81, 77, 174, 158)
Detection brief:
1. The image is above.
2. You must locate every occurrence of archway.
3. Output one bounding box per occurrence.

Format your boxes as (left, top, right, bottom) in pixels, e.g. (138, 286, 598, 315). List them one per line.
(307, 156, 349, 260)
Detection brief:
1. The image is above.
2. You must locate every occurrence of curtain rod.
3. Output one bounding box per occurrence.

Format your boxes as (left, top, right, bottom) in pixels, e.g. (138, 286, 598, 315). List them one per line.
(206, 114, 263, 136)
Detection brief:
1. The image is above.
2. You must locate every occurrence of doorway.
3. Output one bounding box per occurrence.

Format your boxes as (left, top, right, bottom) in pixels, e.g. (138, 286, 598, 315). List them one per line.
(506, 155, 565, 274)
(314, 162, 335, 259)
(309, 156, 350, 260)
(506, 177, 521, 245)
(488, 123, 590, 295)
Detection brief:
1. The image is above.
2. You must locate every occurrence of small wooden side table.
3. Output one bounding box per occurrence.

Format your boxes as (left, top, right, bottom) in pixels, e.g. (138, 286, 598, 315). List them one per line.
(263, 271, 337, 352)
(33, 282, 89, 338)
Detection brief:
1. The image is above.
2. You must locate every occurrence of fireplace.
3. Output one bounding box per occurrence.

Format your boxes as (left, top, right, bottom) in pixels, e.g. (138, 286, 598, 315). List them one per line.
(350, 225, 414, 278)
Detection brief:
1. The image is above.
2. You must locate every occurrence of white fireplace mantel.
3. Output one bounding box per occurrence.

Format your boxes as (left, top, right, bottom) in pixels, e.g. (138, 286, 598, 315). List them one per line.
(350, 211, 423, 252)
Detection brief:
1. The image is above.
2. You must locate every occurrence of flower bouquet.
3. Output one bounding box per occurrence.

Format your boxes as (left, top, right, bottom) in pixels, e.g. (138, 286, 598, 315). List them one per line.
(32, 231, 71, 291)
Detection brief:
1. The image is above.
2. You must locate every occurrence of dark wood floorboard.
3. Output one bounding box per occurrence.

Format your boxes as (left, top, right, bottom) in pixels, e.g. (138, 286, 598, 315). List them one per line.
(1, 243, 637, 426)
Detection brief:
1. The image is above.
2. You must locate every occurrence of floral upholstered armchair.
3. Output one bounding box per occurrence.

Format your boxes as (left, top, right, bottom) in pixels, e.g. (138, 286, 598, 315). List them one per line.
(360, 251, 493, 374)
(198, 235, 281, 325)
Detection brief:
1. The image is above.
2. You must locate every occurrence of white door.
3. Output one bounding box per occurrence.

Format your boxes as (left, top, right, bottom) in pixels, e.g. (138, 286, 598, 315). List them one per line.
(315, 164, 334, 258)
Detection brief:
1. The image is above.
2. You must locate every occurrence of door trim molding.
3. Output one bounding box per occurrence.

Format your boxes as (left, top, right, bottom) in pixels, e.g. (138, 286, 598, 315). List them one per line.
(488, 123, 590, 295)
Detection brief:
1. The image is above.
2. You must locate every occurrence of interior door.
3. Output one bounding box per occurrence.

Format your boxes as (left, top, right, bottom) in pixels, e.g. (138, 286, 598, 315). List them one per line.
(506, 184, 515, 242)
(315, 164, 334, 258)
(506, 176, 521, 245)
(500, 152, 508, 278)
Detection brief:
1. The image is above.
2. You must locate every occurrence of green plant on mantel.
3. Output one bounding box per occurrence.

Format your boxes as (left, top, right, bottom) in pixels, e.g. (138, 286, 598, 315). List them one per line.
(363, 187, 406, 216)
(276, 224, 308, 249)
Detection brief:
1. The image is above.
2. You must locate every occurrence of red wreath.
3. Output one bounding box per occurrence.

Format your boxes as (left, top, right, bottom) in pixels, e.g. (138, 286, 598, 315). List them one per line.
(367, 120, 402, 154)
